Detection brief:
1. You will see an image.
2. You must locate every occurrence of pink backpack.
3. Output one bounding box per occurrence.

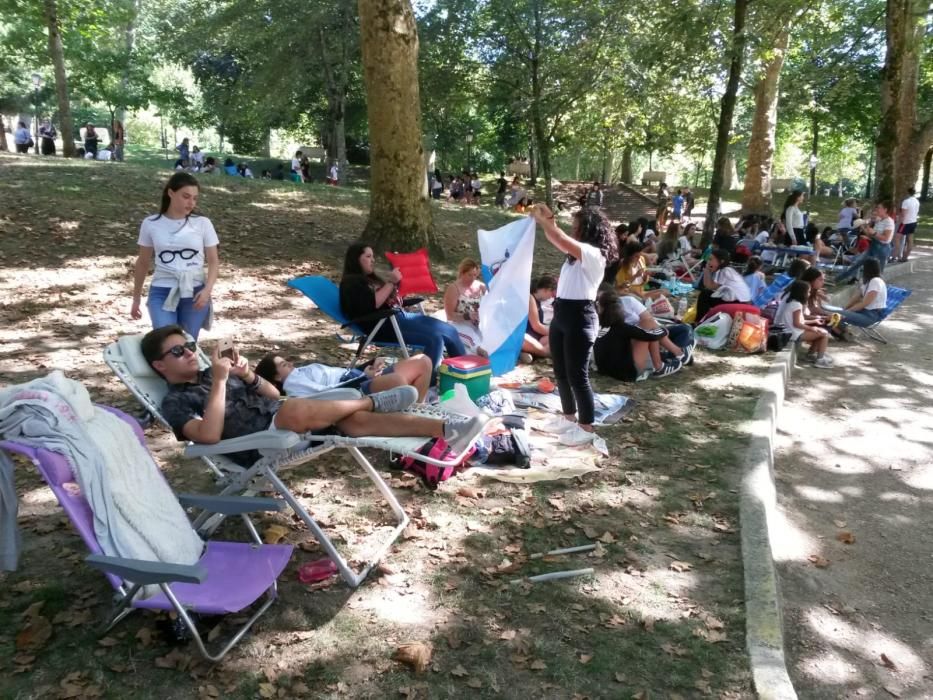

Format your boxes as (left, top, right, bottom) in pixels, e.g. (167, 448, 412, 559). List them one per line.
(393, 438, 474, 490)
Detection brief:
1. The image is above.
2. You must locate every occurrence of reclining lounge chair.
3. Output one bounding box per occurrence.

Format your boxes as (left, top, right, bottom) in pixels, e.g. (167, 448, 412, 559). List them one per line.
(104, 334, 481, 588)
(1, 406, 292, 662)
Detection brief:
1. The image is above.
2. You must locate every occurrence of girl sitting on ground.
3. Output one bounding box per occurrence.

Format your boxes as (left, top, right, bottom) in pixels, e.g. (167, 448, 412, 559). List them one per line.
(840, 258, 887, 328)
(256, 353, 433, 402)
(800, 267, 829, 317)
(594, 288, 692, 381)
(443, 258, 488, 354)
(615, 239, 663, 300)
(656, 222, 683, 264)
(743, 255, 766, 302)
(695, 249, 752, 320)
(522, 274, 557, 361)
(774, 280, 833, 368)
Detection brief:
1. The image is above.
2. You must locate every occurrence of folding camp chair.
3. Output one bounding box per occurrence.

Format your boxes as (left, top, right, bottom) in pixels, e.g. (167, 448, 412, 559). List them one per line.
(851, 286, 912, 344)
(287, 275, 424, 366)
(0, 406, 292, 662)
(753, 273, 793, 308)
(679, 245, 712, 283)
(104, 335, 483, 588)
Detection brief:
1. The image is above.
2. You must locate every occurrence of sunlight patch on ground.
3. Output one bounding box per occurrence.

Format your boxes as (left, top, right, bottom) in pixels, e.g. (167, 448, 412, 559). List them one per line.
(769, 508, 820, 562)
(899, 465, 933, 491)
(802, 608, 929, 682)
(793, 484, 846, 503)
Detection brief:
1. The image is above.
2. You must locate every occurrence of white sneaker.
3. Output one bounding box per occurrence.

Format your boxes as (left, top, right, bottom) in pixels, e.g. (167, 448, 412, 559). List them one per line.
(814, 356, 834, 369)
(539, 415, 577, 434)
(559, 425, 596, 446)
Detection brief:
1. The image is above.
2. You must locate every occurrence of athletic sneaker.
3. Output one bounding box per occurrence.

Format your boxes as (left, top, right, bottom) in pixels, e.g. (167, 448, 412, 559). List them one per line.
(652, 358, 683, 379)
(635, 367, 654, 382)
(559, 424, 596, 447)
(444, 413, 490, 454)
(370, 385, 418, 413)
(681, 340, 697, 366)
(814, 356, 834, 369)
(519, 352, 534, 364)
(539, 415, 576, 434)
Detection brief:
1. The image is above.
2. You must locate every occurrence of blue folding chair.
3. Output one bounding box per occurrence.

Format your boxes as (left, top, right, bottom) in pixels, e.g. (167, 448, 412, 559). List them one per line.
(753, 273, 793, 308)
(853, 286, 912, 344)
(288, 276, 423, 367)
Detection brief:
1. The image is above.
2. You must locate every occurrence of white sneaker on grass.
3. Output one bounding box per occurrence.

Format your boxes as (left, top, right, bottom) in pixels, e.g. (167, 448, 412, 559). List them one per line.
(539, 415, 577, 434)
(559, 424, 596, 447)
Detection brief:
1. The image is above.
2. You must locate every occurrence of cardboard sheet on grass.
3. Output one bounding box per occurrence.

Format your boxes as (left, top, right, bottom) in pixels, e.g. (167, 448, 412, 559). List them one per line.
(469, 392, 634, 484)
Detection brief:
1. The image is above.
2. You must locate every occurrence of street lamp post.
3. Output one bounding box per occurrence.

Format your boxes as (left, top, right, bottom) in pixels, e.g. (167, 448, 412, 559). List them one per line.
(808, 153, 818, 197)
(31, 73, 41, 155)
(466, 131, 474, 172)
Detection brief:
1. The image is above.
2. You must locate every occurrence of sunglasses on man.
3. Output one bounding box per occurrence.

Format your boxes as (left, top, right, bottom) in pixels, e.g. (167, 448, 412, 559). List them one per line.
(160, 340, 197, 359)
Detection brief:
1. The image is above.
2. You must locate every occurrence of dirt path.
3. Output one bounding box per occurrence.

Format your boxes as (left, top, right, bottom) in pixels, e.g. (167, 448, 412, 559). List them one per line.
(773, 265, 933, 698)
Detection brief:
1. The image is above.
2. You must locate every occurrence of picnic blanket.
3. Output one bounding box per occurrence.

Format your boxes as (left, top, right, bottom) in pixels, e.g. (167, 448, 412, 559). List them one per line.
(510, 391, 634, 426)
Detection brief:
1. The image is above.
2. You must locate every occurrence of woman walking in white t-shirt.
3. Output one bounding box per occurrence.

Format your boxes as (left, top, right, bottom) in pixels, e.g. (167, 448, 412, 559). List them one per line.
(782, 190, 806, 245)
(130, 172, 220, 339)
(530, 204, 619, 446)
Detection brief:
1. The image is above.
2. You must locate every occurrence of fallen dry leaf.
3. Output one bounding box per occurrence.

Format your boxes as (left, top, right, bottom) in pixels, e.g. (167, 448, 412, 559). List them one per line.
(836, 531, 856, 545)
(808, 554, 830, 568)
(579, 654, 593, 664)
(833, 519, 847, 528)
(456, 486, 482, 500)
(466, 678, 483, 689)
(880, 653, 898, 671)
(499, 629, 517, 641)
(530, 659, 547, 670)
(669, 561, 693, 573)
(258, 682, 276, 699)
(393, 642, 433, 673)
(15, 616, 52, 651)
(598, 531, 617, 544)
(450, 664, 469, 678)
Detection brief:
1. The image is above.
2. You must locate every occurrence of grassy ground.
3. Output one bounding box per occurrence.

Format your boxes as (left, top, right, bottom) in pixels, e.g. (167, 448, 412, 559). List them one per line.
(0, 151, 771, 699)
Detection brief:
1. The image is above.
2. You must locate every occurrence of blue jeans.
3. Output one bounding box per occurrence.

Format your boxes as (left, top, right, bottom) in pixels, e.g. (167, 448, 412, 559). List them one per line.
(662, 323, 694, 357)
(147, 285, 211, 340)
(837, 241, 892, 283)
(840, 308, 883, 328)
(373, 311, 466, 370)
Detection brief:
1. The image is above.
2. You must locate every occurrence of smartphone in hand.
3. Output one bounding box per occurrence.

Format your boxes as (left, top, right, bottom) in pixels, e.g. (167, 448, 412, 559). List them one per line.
(217, 338, 236, 360)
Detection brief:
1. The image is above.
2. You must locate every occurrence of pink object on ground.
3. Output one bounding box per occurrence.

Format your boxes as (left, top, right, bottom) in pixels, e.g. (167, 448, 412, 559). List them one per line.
(298, 559, 338, 583)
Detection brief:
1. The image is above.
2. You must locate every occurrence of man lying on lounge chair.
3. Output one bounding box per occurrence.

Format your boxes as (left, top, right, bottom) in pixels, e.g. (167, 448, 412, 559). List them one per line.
(141, 325, 485, 465)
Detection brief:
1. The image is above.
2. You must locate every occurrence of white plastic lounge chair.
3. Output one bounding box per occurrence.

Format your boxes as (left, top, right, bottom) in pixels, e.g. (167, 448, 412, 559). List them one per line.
(104, 334, 482, 588)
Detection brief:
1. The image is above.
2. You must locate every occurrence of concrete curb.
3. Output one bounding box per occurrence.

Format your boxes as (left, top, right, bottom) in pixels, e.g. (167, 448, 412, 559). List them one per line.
(827, 257, 921, 306)
(740, 343, 798, 700)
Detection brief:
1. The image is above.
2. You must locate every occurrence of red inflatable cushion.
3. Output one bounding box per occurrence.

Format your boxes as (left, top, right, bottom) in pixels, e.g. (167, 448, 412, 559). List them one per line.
(385, 248, 439, 297)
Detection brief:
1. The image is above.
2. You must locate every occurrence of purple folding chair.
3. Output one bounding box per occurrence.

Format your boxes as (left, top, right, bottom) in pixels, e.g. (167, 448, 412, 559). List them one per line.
(0, 407, 293, 662)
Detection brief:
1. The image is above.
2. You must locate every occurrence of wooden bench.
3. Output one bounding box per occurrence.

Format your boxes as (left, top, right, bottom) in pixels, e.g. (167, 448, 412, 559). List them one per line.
(770, 178, 795, 193)
(641, 171, 666, 186)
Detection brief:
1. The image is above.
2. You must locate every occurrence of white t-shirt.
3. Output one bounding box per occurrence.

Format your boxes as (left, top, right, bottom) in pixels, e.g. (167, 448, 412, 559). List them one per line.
(192, 151, 205, 166)
(900, 196, 919, 225)
(678, 235, 692, 252)
(785, 205, 804, 233)
(137, 214, 220, 288)
(713, 267, 752, 302)
(618, 295, 647, 325)
(283, 364, 354, 396)
(837, 206, 858, 229)
(556, 243, 606, 301)
(872, 216, 895, 244)
(755, 231, 770, 245)
(775, 299, 804, 340)
(861, 277, 887, 310)
(291, 158, 301, 172)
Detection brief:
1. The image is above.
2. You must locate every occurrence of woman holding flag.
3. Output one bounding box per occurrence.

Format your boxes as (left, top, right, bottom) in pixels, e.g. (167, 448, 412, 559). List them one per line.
(530, 205, 618, 446)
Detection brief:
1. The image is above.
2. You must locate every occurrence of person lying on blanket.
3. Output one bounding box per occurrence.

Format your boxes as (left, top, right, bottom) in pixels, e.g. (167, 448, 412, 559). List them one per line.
(255, 353, 433, 402)
(140, 325, 486, 466)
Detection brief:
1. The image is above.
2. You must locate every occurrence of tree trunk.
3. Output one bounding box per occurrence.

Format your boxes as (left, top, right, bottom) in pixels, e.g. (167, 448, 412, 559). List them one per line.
(260, 127, 271, 158)
(529, 0, 552, 206)
(574, 151, 580, 181)
(725, 152, 740, 190)
(0, 115, 7, 151)
(741, 28, 790, 215)
(921, 146, 932, 201)
(875, 0, 917, 201)
(620, 146, 633, 184)
(601, 130, 613, 185)
(117, 0, 141, 125)
(358, 0, 436, 252)
(318, 17, 351, 169)
(528, 129, 537, 184)
(809, 113, 819, 196)
(44, 0, 75, 157)
(702, 0, 748, 247)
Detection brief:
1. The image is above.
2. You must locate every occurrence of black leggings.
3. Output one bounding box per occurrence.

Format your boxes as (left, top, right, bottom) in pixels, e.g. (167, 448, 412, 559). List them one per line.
(549, 299, 598, 425)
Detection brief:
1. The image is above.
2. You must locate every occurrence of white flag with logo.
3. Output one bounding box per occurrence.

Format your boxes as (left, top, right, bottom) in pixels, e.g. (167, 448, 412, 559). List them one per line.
(478, 217, 536, 376)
